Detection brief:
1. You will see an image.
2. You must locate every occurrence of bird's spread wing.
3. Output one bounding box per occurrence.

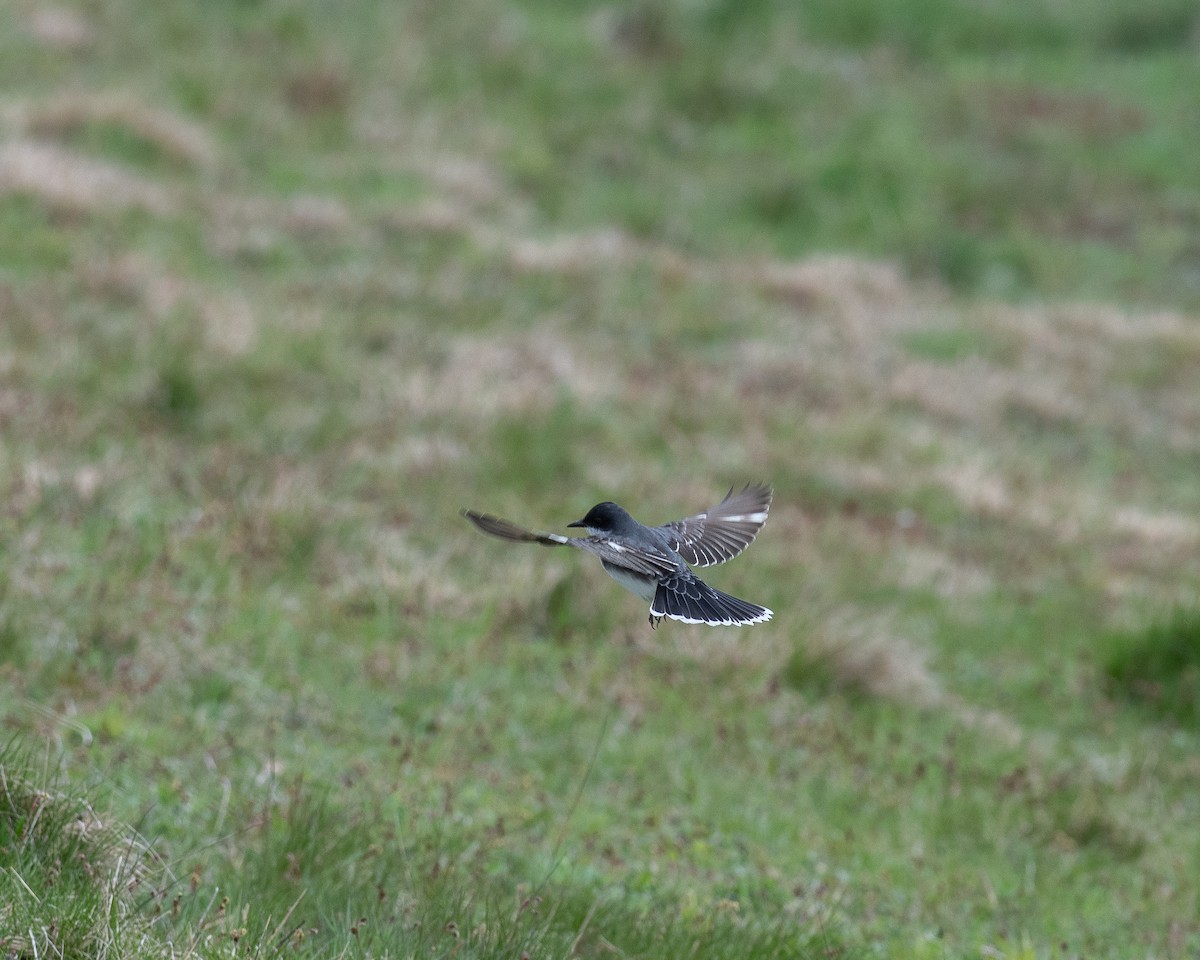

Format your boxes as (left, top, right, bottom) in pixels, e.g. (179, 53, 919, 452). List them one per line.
(572, 537, 680, 577)
(657, 482, 773, 567)
(461, 509, 570, 546)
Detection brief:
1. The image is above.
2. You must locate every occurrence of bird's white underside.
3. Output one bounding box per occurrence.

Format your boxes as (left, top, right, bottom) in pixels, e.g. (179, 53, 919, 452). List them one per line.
(600, 562, 658, 602)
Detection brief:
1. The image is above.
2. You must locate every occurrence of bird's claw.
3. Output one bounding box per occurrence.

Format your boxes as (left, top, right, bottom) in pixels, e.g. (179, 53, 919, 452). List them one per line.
(648, 613, 663, 630)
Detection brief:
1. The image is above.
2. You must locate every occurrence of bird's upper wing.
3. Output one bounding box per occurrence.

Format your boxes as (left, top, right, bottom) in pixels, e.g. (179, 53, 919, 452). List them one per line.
(657, 482, 773, 567)
(461, 509, 570, 546)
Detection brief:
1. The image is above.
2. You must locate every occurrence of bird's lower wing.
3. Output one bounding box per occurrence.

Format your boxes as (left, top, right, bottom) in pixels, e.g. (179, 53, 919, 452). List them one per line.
(461, 509, 570, 546)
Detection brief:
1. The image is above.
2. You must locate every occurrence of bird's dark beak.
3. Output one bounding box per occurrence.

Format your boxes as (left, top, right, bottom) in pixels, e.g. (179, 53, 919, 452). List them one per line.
(567, 519, 586, 528)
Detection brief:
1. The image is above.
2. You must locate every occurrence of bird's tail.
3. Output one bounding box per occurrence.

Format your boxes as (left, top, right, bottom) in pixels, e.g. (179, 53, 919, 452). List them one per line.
(651, 580, 772, 626)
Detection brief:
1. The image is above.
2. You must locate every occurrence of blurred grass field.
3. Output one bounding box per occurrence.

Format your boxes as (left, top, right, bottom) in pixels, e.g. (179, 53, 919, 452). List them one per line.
(2, 1, 1200, 957)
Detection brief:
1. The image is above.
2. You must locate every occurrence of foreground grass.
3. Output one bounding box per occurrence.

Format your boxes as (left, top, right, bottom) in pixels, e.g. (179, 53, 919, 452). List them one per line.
(1, 744, 829, 959)
(2, 1, 1200, 957)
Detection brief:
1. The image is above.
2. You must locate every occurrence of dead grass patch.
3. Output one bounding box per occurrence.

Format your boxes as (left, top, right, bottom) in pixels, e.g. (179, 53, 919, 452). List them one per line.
(750, 255, 915, 318)
(931, 445, 1200, 586)
(200, 294, 258, 356)
(393, 329, 616, 418)
(794, 611, 1022, 741)
(77, 253, 256, 355)
(1055, 303, 1200, 351)
(283, 194, 353, 235)
(206, 193, 353, 262)
(890, 359, 1015, 426)
(0, 140, 172, 215)
(983, 85, 1145, 144)
(642, 253, 1200, 594)
(805, 610, 943, 707)
(894, 544, 994, 599)
(1110, 506, 1200, 547)
(380, 198, 474, 237)
(632, 627, 789, 675)
(23, 93, 218, 169)
(880, 297, 1200, 443)
(507, 227, 637, 274)
(932, 455, 1014, 519)
(23, 6, 94, 52)
(411, 154, 508, 210)
(80, 252, 187, 316)
(932, 451, 1085, 544)
(368, 435, 469, 474)
(286, 64, 351, 114)
(342, 526, 505, 618)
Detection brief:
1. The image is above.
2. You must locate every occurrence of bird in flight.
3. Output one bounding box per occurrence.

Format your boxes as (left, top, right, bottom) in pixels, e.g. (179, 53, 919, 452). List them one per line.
(462, 483, 773, 627)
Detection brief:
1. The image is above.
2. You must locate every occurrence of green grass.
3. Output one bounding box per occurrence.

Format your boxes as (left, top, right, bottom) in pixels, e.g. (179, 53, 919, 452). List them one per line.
(0, 742, 153, 958)
(2, 0, 1200, 957)
(1103, 608, 1200, 726)
(0, 743, 831, 959)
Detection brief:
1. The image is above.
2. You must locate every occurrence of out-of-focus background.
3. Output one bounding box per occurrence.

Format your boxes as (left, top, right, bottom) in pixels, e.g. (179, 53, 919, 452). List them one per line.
(2, 1, 1199, 956)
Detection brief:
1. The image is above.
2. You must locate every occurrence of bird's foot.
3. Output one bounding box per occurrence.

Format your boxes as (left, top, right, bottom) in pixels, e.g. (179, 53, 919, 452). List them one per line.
(648, 613, 664, 630)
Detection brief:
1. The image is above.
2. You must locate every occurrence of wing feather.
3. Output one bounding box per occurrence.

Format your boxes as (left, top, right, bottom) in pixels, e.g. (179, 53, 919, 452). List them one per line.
(573, 537, 680, 577)
(657, 482, 773, 567)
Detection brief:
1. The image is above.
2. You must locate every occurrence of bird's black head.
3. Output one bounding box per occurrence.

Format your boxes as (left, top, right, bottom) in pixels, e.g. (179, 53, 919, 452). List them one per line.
(567, 501, 633, 534)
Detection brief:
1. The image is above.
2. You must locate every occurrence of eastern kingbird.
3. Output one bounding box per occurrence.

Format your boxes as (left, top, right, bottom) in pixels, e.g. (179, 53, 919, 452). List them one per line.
(462, 483, 773, 627)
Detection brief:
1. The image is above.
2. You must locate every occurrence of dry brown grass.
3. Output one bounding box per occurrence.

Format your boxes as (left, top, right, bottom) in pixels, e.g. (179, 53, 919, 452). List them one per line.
(393, 330, 618, 418)
(751, 255, 915, 318)
(200, 294, 259, 356)
(207, 194, 354, 260)
(507, 227, 638, 274)
(23, 93, 218, 169)
(719, 258, 1200, 597)
(22, 5, 94, 52)
(7, 72, 1195, 724)
(80, 252, 187, 317)
(807, 610, 944, 706)
(78, 252, 258, 355)
(410, 153, 509, 210)
(335, 199, 1198, 635)
(0, 140, 172, 214)
(6, 91, 1192, 664)
(894, 544, 995, 599)
(800, 610, 1024, 742)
